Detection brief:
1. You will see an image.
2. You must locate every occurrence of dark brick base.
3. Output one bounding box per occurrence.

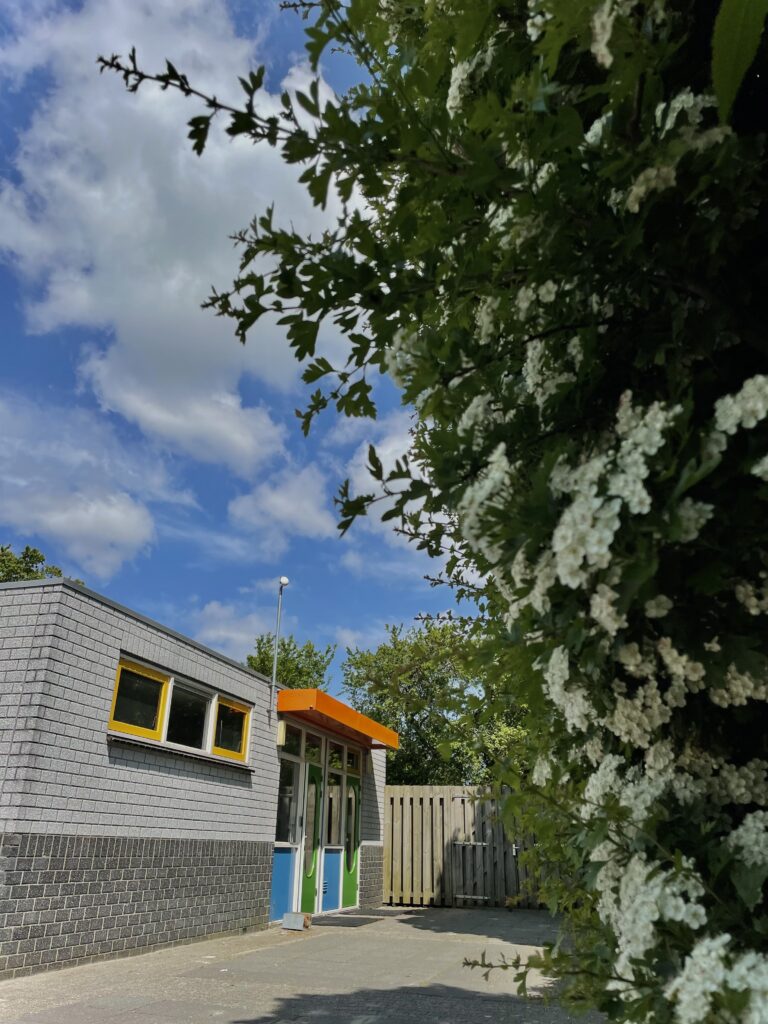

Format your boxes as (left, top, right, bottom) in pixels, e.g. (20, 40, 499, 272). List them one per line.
(358, 843, 384, 910)
(0, 833, 272, 979)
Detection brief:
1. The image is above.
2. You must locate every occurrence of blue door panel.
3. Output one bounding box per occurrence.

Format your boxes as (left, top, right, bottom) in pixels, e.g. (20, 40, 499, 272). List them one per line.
(321, 850, 342, 912)
(270, 848, 296, 921)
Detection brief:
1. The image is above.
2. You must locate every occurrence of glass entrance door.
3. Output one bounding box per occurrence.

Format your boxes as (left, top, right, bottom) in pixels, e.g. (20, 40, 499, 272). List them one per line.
(270, 756, 301, 922)
(300, 761, 323, 913)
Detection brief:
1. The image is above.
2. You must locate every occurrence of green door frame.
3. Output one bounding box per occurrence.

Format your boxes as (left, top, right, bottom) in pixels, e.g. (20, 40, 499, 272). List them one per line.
(342, 775, 361, 907)
(300, 761, 323, 914)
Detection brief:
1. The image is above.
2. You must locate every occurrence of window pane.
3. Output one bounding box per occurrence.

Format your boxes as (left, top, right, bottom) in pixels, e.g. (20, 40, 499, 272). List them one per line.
(304, 780, 318, 875)
(283, 724, 302, 756)
(216, 703, 245, 753)
(346, 748, 360, 774)
(345, 785, 357, 872)
(328, 742, 344, 770)
(166, 686, 208, 749)
(326, 771, 343, 845)
(305, 733, 322, 763)
(113, 669, 162, 730)
(275, 759, 300, 843)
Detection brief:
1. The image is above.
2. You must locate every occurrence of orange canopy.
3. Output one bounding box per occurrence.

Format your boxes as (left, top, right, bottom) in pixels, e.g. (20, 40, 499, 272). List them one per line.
(277, 688, 399, 750)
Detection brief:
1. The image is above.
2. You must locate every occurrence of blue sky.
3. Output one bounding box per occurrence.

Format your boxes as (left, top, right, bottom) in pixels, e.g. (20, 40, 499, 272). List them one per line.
(0, 0, 451, 690)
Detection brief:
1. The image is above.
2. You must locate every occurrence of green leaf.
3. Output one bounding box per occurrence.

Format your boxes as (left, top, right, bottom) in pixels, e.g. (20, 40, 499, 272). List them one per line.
(712, 0, 768, 122)
(733, 861, 768, 909)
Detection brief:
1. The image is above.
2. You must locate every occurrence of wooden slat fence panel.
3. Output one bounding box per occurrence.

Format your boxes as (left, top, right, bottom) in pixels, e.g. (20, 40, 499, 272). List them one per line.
(384, 785, 537, 908)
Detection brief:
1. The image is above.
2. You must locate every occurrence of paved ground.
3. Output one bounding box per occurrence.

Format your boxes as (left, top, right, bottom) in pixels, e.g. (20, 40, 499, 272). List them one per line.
(0, 908, 591, 1024)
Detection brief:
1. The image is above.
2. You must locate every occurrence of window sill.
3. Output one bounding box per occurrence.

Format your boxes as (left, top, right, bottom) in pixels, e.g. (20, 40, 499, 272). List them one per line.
(107, 731, 255, 772)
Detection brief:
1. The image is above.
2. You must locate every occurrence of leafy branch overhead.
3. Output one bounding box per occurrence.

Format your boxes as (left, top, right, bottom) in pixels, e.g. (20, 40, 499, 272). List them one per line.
(103, 3, 768, 1022)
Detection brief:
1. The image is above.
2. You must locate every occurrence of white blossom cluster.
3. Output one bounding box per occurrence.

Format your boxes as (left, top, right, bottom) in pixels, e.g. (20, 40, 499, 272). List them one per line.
(525, 0, 549, 42)
(735, 576, 768, 616)
(550, 453, 619, 587)
(522, 338, 576, 413)
(457, 393, 504, 441)
(531, 754, 553, 786)
(457, 442, 514, 564)
(502, 546, 557, 626)
(655, 89, 713, 136)
(548, 392, 681, 591)
(475, 296, 499, 345)
(590, 583, 627, 636)
(665, 933, 768, 1024)
(602, 638, 704, 747)
(625, 164, 676, 213)
(709, 664, 768, 708)
(590, 0, 619, 68)
(384, 326, 420, 386)
(445, 35, 495, 118)
(594, 851, 706, 996)
(542, 646, 596, 733)
(645, 593, 673, 618)
(715, 374, 768, 434)
(676, 497, 713, 542)
(677, 752, 768, 806)
(726, 810, 768, 867)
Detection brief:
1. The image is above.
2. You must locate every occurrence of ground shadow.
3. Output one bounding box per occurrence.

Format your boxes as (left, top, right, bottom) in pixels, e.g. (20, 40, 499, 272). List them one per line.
(310, 911, 400, 928)
(380, 904, 562, 946)
(230, 982, 593, 1024)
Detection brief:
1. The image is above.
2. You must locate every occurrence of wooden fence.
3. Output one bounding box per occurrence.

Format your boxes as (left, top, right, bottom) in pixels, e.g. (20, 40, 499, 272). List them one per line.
(383, 785, 538, 908)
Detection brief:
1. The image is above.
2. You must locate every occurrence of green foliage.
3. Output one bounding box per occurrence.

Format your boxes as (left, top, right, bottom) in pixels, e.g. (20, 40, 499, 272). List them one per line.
(712, 0, 768, 121)
(247, 632, 335, 690)
(341, 621, 529, 785)
(0, 544, 64, 583)
(103, 4, 768, 1020)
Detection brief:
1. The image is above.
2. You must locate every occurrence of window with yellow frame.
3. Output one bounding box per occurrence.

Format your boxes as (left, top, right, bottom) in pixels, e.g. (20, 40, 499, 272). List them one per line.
(211, 696, 250, 762)
(108, 659, 252, 764)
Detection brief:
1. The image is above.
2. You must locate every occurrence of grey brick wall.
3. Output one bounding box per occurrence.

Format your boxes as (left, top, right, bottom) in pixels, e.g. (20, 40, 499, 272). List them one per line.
(358, 843, 384, 910)
(0, 579, 389, 973)
(361, 748, 386, 843)
(0, 585, 60, 827)
(0, 832, 272, 978)
(0, 581, 280, 840)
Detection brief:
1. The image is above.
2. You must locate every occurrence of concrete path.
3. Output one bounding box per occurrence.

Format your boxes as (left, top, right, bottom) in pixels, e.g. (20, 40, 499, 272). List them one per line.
(0, 908, 591, 1024)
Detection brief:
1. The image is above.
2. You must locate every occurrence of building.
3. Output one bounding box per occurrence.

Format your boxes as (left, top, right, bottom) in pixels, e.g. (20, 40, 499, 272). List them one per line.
(0, 579, 397, 978)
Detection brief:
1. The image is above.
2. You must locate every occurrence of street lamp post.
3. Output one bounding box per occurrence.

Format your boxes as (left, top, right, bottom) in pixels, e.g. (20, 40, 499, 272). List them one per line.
(270, 575, 289, 715)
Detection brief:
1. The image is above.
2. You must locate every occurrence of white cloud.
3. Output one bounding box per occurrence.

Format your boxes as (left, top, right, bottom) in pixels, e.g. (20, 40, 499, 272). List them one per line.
(228, 463, 337, 557)
(16, 492, 155, 579)
(334, 621, 390, 652)
(0, 0, 343, 475)
(191, 599, 276, 662)
(237, 575, 289, 595)
(0, 392, 189, 577)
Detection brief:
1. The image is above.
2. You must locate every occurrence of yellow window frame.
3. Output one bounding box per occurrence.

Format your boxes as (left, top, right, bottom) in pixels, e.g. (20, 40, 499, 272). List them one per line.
(212, 696, 250, 762)
(108, 660, 170, 741)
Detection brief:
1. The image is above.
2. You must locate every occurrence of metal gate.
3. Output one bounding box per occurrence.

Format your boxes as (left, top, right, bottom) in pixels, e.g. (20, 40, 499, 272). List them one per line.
(383, 785, 538, 908)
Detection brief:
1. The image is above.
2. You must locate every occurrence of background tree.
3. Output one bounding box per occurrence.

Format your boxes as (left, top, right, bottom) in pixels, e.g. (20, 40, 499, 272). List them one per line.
(342, 621, 528, 785)
(104, 5, 768, 1021)
(0, 544, 63, 583)
(247, 633, 335, 690)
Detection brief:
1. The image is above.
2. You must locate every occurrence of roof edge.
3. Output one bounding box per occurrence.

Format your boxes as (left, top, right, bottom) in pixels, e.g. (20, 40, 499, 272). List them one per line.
(0, 578, 272, 688)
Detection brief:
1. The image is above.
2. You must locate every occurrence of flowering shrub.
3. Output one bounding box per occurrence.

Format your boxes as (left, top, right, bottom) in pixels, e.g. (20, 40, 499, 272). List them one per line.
(104, 1, 768, 1019)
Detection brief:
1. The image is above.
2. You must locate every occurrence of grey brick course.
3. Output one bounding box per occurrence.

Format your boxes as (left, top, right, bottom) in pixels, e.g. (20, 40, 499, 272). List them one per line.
(0, 833, 272, 978)
(358, 844, 384, 910)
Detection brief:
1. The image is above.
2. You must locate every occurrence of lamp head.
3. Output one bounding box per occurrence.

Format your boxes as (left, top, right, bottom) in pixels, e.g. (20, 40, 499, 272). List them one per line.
(279, 576, 290, 587)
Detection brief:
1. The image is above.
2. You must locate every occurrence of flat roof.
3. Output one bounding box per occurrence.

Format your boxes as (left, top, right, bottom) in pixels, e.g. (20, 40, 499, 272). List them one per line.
(0, 578, 273, 688)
